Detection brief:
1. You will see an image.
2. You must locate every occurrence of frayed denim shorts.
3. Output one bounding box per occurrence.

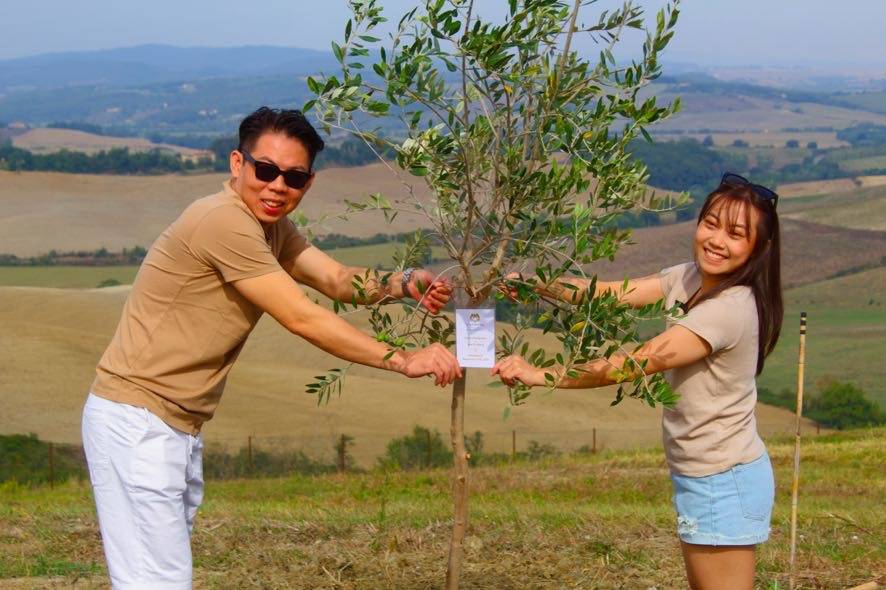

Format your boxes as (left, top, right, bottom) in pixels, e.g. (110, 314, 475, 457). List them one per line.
(670, 452, 774, 546)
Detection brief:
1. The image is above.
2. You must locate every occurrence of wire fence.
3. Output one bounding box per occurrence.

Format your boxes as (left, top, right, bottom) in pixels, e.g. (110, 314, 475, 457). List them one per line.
(2, 421, 823, 487)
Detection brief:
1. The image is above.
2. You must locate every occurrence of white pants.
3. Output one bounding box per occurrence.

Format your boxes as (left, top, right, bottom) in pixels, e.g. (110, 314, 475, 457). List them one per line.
(82, 393, 204, 590)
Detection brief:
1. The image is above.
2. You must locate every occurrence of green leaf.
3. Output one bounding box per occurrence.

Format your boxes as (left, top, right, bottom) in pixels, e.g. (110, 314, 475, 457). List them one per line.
(331, 41, 345, 62)
(367, 101, 390, 114)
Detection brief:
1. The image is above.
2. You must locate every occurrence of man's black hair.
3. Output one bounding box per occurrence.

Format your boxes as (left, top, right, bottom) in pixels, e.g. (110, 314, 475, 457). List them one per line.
(238, 107, 325, 167)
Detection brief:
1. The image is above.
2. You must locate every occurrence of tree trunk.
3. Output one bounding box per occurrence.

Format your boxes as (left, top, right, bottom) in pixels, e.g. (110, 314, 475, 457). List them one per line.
(445, 373, 468, 590)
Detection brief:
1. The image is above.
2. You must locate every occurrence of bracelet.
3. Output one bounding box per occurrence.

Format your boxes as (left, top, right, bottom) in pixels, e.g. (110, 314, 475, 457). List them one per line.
(401, 267, 416, 299)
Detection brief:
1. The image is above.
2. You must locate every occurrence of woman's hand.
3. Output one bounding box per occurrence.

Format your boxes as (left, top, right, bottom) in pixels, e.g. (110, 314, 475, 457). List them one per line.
(491, 355, 548, 387)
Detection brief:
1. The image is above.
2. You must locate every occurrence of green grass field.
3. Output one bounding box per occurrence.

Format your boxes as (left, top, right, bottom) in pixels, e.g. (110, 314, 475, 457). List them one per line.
(841, 155, 886, 173)
(0, 266, 140, 288)
(758, 268, 886, 406)
(780, 183, 886, 231)
(834, 91, 886, 114)
(1, 428, 882, 589)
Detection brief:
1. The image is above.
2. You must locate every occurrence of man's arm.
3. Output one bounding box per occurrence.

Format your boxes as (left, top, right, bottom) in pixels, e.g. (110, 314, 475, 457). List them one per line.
(232, 270, 461, 386)
(492, 325, 710, 389)
(284, 246, 450, 313)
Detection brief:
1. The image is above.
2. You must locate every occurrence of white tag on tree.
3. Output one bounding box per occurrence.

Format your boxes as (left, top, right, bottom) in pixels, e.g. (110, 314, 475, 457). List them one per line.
(455, 308, 496, 368)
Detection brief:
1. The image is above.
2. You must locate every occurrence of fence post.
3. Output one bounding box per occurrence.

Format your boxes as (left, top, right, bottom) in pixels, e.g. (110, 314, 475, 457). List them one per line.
(511, 429, 516, 461)
(426, 429, 432, 468)
(247, 435, 254, 475)
(592, 428, 597, 454)
(48, 442, 55, 488)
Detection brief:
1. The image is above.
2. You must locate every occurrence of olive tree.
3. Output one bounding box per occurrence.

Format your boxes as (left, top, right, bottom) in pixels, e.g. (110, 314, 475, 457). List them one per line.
(304, 1, 681, 586)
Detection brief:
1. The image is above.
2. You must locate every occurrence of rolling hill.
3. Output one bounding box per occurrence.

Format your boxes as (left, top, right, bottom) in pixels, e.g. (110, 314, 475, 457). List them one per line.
(0, 284, 820, 467)
(10, 127, 209, 157)
(592, 217, 886, 290)
(779, 183, 886, 231)
(758, 266, 886, 404)
(0, 162, 881, 463)
(0, 166, 432, 257)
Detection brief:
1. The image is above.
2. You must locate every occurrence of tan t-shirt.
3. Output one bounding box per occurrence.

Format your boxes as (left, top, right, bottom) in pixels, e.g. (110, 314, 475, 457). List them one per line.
(659, 262, 765, 476)
(91, 181, 310, 434)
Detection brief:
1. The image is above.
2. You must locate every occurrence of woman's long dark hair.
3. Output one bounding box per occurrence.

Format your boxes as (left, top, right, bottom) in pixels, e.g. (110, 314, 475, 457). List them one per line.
(689, 183, 783, 375)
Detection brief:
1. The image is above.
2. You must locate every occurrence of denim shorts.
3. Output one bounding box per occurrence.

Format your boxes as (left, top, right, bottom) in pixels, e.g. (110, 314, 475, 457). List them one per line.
(670, 452, 774, 546)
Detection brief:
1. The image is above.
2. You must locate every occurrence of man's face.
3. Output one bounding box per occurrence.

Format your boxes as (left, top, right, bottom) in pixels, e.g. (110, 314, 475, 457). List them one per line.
(229, 131, 314, 226)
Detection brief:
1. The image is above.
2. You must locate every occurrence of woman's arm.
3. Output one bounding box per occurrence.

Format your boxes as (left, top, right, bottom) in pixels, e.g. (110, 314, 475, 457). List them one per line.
(491, 324, 711, 389)
(504, 272, 664, 308)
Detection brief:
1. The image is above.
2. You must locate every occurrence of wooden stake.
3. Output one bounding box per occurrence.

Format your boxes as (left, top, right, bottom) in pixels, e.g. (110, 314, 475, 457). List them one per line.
(445, 373, 468, 590)
(592, 427, 597, 454)
(511, 429, 516, 461)
(789, 312, 807, 590)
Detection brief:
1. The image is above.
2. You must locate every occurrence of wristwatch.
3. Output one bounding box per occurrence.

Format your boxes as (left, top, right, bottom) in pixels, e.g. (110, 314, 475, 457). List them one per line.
(401, 267, 416, 299)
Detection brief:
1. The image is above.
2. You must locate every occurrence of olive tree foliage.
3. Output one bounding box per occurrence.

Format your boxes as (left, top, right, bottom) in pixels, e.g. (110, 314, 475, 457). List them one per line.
(305, 0, 682, 409)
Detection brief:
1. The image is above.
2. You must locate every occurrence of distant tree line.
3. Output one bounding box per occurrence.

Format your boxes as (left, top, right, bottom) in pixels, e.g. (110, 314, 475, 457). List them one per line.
(0, 141, 212, 174)
(836, 123, 886, 147)
(627, 133, 886, 219)
(0, 246, 147, 266)
(628, 138, 747, 193)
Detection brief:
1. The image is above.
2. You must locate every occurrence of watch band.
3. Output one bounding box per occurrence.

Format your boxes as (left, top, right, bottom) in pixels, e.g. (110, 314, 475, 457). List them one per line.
(401, 267, 416, 299)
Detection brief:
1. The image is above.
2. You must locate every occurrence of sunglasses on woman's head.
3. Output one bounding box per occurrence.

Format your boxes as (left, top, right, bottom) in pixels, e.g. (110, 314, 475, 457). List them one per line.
(720, 172, 779, 208)
(240, 150, 313, 189)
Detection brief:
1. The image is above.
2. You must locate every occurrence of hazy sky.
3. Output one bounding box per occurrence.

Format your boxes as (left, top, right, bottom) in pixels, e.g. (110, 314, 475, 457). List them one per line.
(2, 0, 884, 68)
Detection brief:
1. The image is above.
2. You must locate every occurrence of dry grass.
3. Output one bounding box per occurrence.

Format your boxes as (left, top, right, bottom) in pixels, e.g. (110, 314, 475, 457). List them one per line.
(0, 284, 816, 467)
(777, 176, 886, 199)
(0, 165, 433, 257)
(1, 429, 882, 589)
(10, 128, 207, 157)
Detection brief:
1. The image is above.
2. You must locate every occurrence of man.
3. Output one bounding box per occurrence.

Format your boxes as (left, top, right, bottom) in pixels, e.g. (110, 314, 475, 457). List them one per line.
(81, 107, 461, 589)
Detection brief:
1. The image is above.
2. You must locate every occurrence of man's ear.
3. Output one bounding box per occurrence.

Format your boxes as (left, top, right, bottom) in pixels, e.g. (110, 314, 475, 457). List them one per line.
(229, 150, 243, 177)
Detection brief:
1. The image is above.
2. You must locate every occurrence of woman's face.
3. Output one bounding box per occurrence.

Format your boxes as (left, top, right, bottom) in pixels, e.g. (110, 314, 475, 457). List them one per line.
(694, 198, 760, 279)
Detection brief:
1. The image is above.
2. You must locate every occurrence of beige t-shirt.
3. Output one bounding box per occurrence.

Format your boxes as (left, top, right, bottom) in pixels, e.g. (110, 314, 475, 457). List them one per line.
(92, 181, 310, 434)
(659, 262, 765, 476)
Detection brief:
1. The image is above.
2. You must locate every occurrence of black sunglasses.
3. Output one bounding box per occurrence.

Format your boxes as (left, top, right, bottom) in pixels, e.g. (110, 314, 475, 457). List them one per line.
(241, 150, 313, 190)
(720, 172, 779, 208)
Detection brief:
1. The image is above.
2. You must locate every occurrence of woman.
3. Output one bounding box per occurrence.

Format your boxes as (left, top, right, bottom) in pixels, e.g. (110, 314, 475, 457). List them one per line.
(493, 173, 783, 590)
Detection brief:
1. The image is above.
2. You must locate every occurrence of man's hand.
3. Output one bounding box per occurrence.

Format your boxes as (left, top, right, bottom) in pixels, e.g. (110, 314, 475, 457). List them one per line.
(406, 269, 452, 314)
(394, 343, 463, 387)
(491, 355, 547, 387)
(497, 271, 526, 301)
